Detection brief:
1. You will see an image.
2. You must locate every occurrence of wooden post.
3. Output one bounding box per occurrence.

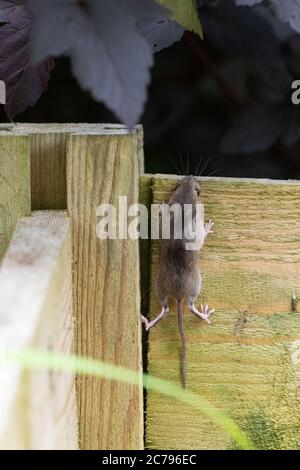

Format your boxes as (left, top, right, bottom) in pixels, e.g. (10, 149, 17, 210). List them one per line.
(144, 175, 300, 450)
(0, 211, 78, 450)
(67, 130, 144, 450)
(0, 134, 31, 260)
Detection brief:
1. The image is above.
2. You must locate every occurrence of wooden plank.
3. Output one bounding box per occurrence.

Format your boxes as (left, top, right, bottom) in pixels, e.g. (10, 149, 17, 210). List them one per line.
(0, 211, 78, 450)
(67, 131, 143, 450)
(0, 135, 31, 260)
(145, 175, 300, 450)
(0, 124, 144, 211)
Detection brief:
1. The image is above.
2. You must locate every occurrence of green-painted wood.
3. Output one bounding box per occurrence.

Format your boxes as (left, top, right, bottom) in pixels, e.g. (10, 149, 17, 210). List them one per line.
(144, 175, 300, 450)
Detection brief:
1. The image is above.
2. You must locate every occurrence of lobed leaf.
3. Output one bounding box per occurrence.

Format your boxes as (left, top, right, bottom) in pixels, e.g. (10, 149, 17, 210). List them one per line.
(235, 0, 300, 34)
(137, 16, 184, 53)
(200, 0, 283, 65)
(29, 0, 172, 127)
(221, 64, 300, 153)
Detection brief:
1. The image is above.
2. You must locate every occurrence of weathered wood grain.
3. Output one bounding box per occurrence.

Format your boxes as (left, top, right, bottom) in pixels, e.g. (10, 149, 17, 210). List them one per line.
(0, 135, 31, 260)
(30, 132, 67, 210)
(145, 175, 300, 450)
(0, 211, 78, 450)
(0, 124, 144, 211)
(67, 132, 143, 450)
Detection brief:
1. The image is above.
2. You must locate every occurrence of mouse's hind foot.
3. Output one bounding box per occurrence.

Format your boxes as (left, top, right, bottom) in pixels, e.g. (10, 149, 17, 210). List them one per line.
(140, 305, 169, 331)
(189, 303, 215, 324)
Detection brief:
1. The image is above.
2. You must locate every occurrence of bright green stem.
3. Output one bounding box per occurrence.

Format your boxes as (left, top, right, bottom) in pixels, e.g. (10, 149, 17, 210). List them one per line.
(0, 349, 254, 450)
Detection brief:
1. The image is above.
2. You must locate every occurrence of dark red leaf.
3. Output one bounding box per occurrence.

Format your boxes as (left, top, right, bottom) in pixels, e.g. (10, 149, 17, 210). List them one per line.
(0, 0, 54, 119)
(29, 0, 165, 127)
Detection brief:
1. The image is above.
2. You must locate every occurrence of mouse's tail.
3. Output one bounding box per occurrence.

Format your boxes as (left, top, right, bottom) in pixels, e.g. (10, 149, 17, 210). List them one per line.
(177, 299, 186, 388)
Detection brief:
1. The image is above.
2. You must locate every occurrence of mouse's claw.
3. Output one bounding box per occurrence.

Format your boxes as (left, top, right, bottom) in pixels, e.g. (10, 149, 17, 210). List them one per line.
(140, 314, 150, 330)
(189, 303, 215, 324)
(204, 220, 214, 238)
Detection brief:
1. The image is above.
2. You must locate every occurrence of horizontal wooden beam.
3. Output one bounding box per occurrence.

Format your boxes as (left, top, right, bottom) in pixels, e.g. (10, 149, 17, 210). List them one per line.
(143, 175, 300, 450)
(0, 211, 78, 450)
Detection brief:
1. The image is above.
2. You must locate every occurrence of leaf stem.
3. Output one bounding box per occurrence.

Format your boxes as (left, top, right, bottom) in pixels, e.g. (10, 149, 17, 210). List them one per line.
(185, 31, 243, 111)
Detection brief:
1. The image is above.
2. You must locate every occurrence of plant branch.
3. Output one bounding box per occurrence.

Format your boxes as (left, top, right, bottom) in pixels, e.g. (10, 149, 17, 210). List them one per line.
(185, 31, 243, 111)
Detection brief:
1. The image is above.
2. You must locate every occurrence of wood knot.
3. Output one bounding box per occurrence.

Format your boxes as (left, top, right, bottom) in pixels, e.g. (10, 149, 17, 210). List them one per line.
(292, 293, 298, 313)
(234, 310, 253, 336)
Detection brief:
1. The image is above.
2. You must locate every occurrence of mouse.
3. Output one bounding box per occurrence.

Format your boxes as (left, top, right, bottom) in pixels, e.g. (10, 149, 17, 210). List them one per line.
(141, 175, 214, 388)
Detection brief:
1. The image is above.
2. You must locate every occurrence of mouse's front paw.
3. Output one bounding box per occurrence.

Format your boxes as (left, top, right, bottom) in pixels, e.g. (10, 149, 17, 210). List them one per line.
(204, 219, 214, 238)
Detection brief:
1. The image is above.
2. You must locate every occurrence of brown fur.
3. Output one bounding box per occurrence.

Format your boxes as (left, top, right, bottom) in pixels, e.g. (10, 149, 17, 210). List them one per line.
(156, 176, 202, 387)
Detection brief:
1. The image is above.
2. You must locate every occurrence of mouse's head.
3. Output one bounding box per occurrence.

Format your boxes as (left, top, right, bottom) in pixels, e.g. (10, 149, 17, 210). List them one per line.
(169, 175, 201, 205)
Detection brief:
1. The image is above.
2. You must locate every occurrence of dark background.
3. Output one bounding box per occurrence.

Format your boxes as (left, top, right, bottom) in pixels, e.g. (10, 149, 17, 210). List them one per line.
(1, 1, 300, 180)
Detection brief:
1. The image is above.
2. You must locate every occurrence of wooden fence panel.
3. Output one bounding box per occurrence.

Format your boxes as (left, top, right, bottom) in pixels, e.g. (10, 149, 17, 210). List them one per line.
(67, 131, 143, 450)
(0, 211, 78, 449)
(144, 175, 300, 450)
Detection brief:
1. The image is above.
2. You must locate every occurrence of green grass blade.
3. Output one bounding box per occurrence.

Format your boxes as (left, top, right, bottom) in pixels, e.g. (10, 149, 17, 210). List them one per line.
(0, 348, 254, 450)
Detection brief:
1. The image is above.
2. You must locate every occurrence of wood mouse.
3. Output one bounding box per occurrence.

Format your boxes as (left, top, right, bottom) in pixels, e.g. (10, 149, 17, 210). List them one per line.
(141, 175, 214, 387)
